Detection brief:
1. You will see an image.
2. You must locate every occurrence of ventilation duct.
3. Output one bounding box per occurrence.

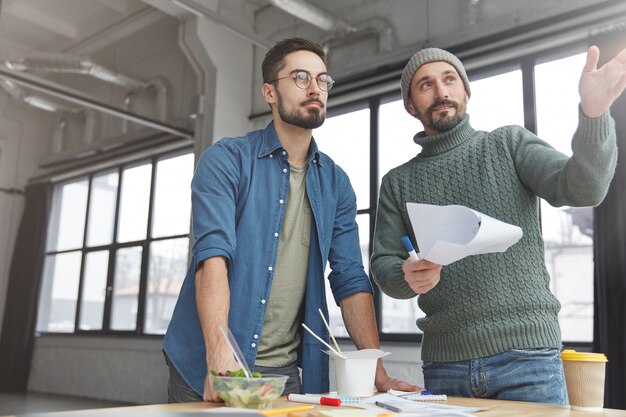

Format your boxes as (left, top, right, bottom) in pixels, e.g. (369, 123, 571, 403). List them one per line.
(4, 55, 169, 124)
(268, 0, 356, 35)
(268, 0, 396, 53)
(0, 77, 78, 113)
(5, 54, 145, 89)
(321, 17, 396, 54)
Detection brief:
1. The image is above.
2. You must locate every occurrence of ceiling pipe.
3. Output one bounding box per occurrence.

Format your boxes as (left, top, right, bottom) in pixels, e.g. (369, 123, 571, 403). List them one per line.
(321, 17, 396, 54)
(268, 0, 396, 54)
(268, 0, 356, 35)
(0, 77, 79, 113)
(5, 54, 146, 89)
(2, 55, 172, 143)
(0, 67, 193, 139)
(1, 74, 100, 152)
(170, 0, 272, 49)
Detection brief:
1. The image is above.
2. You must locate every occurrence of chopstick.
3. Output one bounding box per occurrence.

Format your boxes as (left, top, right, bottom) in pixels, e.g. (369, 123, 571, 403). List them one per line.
(318, 308, 342, 355)
(301, 323, 346, 358)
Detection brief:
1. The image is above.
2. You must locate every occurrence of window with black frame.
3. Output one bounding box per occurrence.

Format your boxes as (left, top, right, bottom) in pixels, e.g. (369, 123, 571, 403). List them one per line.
(36, 151, 194, 335)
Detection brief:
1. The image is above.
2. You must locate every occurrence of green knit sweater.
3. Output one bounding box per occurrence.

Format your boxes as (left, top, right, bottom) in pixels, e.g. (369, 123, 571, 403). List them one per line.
(371, 109, 617, 362)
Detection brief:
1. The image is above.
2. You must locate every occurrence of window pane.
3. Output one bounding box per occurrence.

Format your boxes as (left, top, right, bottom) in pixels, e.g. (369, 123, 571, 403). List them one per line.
(47, 179, 88, 251)
(118, 164, 152, 243)
(36, 252, 82, 333)
(79, 251, 109, 330)
(379, 99, 423, 182)
(378, 100, 426, 334)
(381, 294, 424, 334)
(86, 172, 119, 247)
(535, 51, 592, 342)
(325, 213, 369, 338)
(313, 108, 370, 210)
(468, 69, 524, 130)
(111, 246, 142, 330)
(145, 238, 189, 334)
(152, 153, 194, 238)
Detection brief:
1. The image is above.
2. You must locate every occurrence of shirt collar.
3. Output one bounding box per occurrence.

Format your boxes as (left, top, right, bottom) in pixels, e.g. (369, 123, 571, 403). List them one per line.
(258, 120, 323, 166)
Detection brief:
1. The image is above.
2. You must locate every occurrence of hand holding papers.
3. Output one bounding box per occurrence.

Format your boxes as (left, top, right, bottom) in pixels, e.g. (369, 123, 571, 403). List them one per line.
(406, 203, 523, 265)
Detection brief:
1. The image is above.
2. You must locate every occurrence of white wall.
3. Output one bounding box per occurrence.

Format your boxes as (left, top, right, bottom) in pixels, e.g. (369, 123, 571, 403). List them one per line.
(0, 83, 54, 337)
(29, 336, 167, 404)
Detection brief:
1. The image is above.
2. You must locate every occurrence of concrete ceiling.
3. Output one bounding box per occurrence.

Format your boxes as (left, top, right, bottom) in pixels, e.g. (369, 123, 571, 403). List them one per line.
(1, 0, 625, 96)
(2, 0, 623, 60)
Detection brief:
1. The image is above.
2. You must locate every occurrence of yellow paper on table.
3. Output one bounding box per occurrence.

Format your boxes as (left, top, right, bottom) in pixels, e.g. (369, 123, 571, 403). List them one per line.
(318, 410, 393, 417)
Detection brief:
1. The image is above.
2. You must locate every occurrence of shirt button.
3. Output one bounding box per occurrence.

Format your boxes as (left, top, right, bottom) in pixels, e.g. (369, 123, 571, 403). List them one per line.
(268, 266, 273, 271)
(274, 232, 278, 237)
(251, 343, 257, 348)
(282, 151, 286, 156)
(279, 199, 284, 204)
(253, 334, 259, 339)
(261, 299, 266, 304)
(269, 154, 273, 158)
(282, 168, 287, 173)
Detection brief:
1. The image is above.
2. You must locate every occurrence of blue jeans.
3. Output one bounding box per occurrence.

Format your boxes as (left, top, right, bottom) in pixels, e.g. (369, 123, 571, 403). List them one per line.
(422, 348, 568, 405)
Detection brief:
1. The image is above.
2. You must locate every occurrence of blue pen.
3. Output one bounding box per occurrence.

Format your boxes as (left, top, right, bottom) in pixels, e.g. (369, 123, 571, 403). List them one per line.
(401, 235, 420, 260)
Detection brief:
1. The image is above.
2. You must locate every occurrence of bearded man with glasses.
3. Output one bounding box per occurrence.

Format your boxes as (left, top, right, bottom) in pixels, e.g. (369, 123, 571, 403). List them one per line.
(163, 37, 418, 403)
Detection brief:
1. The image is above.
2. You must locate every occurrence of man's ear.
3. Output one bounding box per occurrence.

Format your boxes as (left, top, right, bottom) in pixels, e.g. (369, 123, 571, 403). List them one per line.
(407, 100, 417, 117)
(262, 83, 276, 105)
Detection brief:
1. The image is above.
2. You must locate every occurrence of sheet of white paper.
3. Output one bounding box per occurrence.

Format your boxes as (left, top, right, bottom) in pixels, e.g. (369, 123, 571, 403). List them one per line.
(406, 203, 523, 265)
(365, 393, 484, 415)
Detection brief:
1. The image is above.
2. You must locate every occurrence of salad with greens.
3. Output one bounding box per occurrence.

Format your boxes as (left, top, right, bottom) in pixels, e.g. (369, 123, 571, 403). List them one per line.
(210, 369, 287, 409)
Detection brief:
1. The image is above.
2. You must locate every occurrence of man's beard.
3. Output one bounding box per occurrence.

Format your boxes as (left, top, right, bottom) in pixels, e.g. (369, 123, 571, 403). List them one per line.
(277, 92, 325, 129)
(419, 98, 465, 133)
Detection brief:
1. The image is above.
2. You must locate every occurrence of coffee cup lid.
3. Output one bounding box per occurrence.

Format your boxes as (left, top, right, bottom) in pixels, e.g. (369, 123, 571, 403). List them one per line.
(561, 349, 608, 362)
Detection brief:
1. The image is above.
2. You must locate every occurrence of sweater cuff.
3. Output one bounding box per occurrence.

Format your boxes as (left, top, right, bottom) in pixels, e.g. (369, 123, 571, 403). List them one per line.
(577, 105, 615, 145)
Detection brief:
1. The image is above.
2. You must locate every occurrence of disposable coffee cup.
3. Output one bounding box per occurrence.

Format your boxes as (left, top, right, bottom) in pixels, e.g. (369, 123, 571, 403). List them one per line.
(561, 349, 608, 412)
(330, 349, 389, 397)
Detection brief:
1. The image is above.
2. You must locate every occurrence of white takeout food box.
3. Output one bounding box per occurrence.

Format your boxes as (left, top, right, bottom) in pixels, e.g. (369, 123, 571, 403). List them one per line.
(329, 349, 390, 397)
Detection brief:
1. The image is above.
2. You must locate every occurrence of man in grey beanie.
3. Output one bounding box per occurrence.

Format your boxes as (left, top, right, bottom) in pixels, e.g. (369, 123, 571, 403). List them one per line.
(372, 46, 626, 404)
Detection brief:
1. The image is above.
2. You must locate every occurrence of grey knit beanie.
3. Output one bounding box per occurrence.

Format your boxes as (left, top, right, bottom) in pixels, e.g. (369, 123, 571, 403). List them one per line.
(401, 47, 471, 112)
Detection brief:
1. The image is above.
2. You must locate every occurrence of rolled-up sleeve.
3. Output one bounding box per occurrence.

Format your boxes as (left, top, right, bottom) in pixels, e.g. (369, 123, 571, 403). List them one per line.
(327, 172, 373, 305)
(191, 141, 240, 271)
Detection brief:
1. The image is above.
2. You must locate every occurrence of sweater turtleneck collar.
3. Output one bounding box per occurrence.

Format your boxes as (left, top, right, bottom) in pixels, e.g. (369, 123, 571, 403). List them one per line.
(413, 114, 475, 157)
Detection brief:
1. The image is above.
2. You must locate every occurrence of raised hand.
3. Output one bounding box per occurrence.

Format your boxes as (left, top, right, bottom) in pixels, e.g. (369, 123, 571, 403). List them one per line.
(579, 45, 626, 118)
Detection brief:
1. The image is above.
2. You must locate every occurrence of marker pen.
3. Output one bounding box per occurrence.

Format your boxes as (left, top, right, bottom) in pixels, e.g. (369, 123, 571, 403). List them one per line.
(287, 393, 342, 406)
(375, 401, 403, 413)
(401, 235, 420, 260)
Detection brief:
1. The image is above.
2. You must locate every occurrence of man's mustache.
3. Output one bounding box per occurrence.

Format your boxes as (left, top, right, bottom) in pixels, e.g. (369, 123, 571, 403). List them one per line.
(301, 98, 325, 109)
(428, 99, 459, 116)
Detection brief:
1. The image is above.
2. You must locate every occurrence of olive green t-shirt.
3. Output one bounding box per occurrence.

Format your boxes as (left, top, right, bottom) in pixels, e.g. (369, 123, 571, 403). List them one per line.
(255, 164, 311, 366)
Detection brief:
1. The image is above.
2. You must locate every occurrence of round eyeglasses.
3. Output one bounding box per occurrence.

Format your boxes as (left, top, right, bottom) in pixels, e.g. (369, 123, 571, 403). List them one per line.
(269, 70, 335, 92)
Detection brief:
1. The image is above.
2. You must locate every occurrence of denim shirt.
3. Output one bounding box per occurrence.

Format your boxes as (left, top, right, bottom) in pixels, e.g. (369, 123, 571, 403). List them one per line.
(162, 121, 373, 395)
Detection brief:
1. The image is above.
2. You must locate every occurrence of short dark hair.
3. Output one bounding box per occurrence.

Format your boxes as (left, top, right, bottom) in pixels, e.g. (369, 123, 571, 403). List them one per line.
(262, 38, 326, 84)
